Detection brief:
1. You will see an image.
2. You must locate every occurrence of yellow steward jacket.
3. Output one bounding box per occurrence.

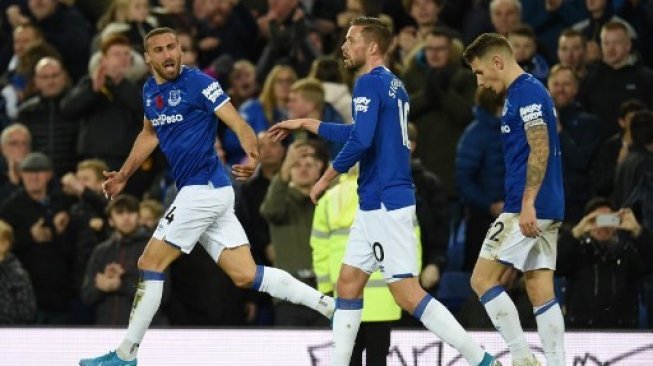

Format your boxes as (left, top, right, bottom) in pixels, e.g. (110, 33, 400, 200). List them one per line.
(310, 174, 422, 322)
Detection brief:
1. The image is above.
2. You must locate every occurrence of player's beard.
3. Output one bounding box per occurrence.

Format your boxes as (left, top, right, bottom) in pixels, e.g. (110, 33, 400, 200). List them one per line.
(343, 54, 364, 72)
(154, 57, 181, 81)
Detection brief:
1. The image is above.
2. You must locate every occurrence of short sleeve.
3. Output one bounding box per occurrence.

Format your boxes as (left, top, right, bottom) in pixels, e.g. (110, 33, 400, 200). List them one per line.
(190, 71, 231, 113)
(517, 92, 550, 130)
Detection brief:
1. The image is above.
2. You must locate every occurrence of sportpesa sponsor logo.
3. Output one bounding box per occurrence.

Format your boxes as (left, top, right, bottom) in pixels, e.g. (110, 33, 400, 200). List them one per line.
(353, 96, 371, 113)
(202, 81, 224, 103)
(152, 113, 183, 126)
(519, 103, 543, 123)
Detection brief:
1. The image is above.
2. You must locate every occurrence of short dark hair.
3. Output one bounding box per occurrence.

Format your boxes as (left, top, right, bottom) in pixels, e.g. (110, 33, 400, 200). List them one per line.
(559, 28, 586, 46)
(309, 57, 343, 83)
(618, 99, 648, 119)
(630, 110, 653, 148)
(509, 24, 536, 40)
(463, 33, 513, 65)
(351, 16, 393, 55)
(427, 27, 454, 42)
(101, 34, 131, 55)
(106, 194, 140, 216)
(144, 27, 178, 52)
(584, 197, 615, 215)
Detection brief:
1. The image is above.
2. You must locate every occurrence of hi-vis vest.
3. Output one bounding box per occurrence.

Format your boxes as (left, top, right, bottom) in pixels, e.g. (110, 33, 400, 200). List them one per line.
(310, 174, 422, 322)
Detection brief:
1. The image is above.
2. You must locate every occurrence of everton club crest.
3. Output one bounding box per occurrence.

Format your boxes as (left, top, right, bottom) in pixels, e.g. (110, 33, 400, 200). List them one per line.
(168, 89, 181, 106)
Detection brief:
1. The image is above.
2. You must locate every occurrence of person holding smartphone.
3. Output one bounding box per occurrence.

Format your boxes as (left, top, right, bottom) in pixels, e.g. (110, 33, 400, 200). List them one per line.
(557, 197, 653, 329)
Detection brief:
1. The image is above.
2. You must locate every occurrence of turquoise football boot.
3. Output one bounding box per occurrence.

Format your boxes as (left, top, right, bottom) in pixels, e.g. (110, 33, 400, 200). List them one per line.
(79, 351, 137, 366)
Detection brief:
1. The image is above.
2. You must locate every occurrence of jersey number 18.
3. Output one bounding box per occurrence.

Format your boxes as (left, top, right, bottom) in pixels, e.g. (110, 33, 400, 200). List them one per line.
(398, 99, 410, 149)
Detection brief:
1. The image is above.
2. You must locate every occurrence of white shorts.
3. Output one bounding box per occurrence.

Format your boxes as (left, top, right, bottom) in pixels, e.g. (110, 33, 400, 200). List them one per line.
(479, 213, 561, 271)
(153, 184, 249, 261)
(343, 204, 419, 283)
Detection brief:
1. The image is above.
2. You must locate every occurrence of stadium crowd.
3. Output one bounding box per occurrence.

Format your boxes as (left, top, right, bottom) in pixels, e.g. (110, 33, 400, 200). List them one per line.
(0, 0, 652, 332)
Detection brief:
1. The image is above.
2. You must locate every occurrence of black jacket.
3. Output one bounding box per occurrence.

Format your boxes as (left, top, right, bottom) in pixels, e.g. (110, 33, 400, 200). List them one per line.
(578, 59, 653, 140)
(18, 92, 80, 176)
(0, 188, 75, 312)
(412, 159, 448, 271)
(60, 75, 142, 168)
(0, 253, 36, 324)
(81, 228, 167, 325)
(557, 228, 653, 328)
(558, 102, 602, 223)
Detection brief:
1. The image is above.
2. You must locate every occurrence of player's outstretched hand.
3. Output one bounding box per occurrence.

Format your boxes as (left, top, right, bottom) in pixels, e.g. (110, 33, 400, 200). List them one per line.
(102, 171, 127, 200)
(310, 177, 330, 204)
(267, 119, 305, 142)
(233, 151, 259, 181)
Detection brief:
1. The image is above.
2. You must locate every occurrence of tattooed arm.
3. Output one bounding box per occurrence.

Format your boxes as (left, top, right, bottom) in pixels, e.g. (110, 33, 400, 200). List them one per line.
(520, 124, 550, 237)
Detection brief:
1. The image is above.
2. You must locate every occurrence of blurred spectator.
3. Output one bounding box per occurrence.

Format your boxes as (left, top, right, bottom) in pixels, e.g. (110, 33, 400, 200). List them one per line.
(227, 59, 258, 109)
(81, 195, 166, 325)
(404, 28, 476, 198)
(521, 0, 587, 60)
(61, 159, 111, 292)
(613, 110, 653, 207)
(308, 56, 352, 123)
(236, 131, 286, 267)
(455, 88, 505, 271)
(572, 0, 637, 63)
(96, 0, 157, 54)
(0, 219, 36, 324)
(256, 0, 319, 81)
(557, 28, 588, 79)
(618, 0, 653, 67)
(17, 0, 91, 81)
(236, 65, 296, 163)
(260, 141, 328, 326)
(17, 57, 78, 177)
(489, 0, 521, 36)
(139, 199, 164, 232)
(60, 35, 142, 173)
(287, 78, 346, 158)
(508, 25, 550, 83)
(0, 152, 75, 324)
(177, 31, 199, 68)
(557, 198, 653, 328)
(196, 0, 258, 68)
(151, 0, 196, 32)
(578, 21, 653, 141)
(407, 123, 447, 292)
(461, 0, 494, 46)
(548, 65, 602, 223)
(1, 24, 46, 121)
(0, 123, 31, 201)
(590, 99, 648, 198)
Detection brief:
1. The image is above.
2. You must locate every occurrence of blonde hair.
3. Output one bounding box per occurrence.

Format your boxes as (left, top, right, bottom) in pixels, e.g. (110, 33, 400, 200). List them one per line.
(290, 78, 325, 112)
(77, 159, 109, 181)
(1, 123, 31, 146)
(0, 220, 14, 244)
(259, 65, 297, 124)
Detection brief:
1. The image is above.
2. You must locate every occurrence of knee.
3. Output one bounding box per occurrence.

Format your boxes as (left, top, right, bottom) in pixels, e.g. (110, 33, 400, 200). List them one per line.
(470, 272, 493, 296)
(336, 275, 363, 299)
(232, 268, 256, 289)
(526, 280, 554, 306)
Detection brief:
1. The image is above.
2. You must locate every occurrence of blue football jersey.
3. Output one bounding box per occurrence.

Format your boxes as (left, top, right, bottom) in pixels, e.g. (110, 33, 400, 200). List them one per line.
(143, 66, 231, 189)
(501, 73, 564, 220)
(318, 66, 415, 210)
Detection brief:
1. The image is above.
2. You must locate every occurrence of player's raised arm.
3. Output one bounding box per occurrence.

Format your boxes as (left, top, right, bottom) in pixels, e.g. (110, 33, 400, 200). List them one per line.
(103, 118, 159, 199)
(521, 122, 550, 236)
(268, 118, 354, 143)
(215, 101, 259, 180)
